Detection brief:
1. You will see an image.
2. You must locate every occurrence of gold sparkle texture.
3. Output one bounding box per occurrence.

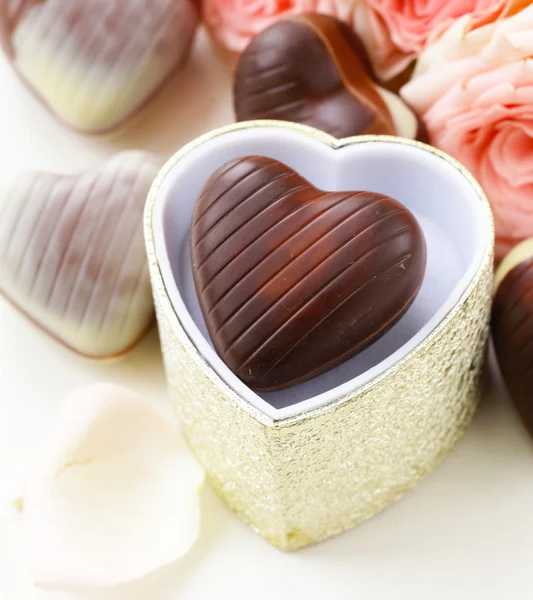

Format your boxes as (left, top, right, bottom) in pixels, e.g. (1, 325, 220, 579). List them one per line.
(145, 122, 494, 550)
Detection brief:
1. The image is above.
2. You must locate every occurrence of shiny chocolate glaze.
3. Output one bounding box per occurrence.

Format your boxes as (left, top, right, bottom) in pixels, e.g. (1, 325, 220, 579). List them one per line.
(191, 156, 426, 391)
(493, 257, 533, 436)
(234, 13, 426, 141)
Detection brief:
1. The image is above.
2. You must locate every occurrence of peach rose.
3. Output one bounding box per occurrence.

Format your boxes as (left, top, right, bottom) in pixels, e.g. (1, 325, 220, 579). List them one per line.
(202, 0, 411, 80)
(366, 0, 526, 55)
(402, 7, 533, 259)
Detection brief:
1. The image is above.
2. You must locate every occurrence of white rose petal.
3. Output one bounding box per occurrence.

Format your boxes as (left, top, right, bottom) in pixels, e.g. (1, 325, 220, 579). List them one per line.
(23, 383, 204, 591)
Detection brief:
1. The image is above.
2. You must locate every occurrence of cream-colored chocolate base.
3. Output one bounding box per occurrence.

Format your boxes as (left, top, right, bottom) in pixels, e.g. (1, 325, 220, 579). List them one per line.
(145, 123, 494, 550)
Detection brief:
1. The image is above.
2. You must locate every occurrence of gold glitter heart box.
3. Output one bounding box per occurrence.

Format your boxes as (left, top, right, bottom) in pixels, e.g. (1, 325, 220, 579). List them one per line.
(144, 122, 494, 550)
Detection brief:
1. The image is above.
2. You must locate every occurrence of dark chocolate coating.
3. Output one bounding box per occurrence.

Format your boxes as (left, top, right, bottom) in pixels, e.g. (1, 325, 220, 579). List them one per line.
(234, 13, 424, 140)
(493, 258, 533, 436)
(191, 156, 426, 391)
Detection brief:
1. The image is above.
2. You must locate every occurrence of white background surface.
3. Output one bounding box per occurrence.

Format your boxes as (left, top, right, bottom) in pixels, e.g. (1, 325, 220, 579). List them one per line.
(2, 29, 533, 600)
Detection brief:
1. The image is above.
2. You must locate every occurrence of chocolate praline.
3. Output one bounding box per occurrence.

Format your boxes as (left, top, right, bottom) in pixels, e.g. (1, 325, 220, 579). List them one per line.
(0, 0, 199, 133)
(234, 13, 427, 141)
(0, 152, 158, 358)
(191, 155, 426, 391)
(493, 239, 533, 436)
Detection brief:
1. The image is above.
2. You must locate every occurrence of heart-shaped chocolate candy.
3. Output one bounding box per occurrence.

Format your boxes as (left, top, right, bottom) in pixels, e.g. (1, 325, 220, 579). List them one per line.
(234, 14, 426, 141)
(0, 0, 198, 133)
(191, 156, 426, 391)
(0, 151, 160, 357)
(492, 240, 533, 437)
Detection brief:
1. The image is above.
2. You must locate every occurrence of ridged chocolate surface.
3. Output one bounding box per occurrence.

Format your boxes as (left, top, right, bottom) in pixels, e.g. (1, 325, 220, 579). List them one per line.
(0, 151, 159, 357)
(234, 14, 424, 140)
(191, 156, 426, 391)
(493, 258, 533, 436)
(0, 0, 198, 132)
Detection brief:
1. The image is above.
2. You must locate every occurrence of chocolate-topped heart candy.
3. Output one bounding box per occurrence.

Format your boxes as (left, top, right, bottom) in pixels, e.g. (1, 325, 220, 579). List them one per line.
(234, 14, 426, 141)
(0, 0, 198, 133)
(0, 151, 159, 358)
(191, 156, 426, 391)
(492, 239, 533, 436)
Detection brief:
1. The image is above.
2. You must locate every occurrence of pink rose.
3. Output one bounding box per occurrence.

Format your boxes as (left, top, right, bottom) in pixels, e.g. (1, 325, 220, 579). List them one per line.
(366, 0, 523, 55)
(348, 2, 413, 80)
(202, 0, 410, 80)
(402, 7, 533, 259)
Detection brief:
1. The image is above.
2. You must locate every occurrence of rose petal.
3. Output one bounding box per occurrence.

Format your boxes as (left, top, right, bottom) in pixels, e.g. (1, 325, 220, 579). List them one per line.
(422, 57, 533, 259)
(202, 0, 412, 81)
(491, 125, 533, 187)
(24, 383, 204, 591)
(366, 0, 513, 55)
(402, 5, 533, 114)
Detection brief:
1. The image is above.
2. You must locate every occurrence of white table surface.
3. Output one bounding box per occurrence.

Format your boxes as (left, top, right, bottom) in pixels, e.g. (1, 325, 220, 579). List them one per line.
(2, 29, 533, 600)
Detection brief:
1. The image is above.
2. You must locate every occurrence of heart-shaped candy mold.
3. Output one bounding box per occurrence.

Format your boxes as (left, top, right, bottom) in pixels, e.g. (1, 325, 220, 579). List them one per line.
(0, 151, 160, 357)
(191, 155, 426, 390)
(0, 0, 199, 133)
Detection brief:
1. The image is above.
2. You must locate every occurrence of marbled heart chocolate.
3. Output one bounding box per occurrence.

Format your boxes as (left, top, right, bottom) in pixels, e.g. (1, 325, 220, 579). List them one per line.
(0, 0, 198, 133)
(0, 151, 160, 357)
(191, 156, 426, 391)
(493, 240, 533, 436)
(234, 14, 426, 141)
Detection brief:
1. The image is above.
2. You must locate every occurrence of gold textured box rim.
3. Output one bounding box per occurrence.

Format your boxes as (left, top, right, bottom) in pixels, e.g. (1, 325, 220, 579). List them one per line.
(144, 120, 494, 428)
